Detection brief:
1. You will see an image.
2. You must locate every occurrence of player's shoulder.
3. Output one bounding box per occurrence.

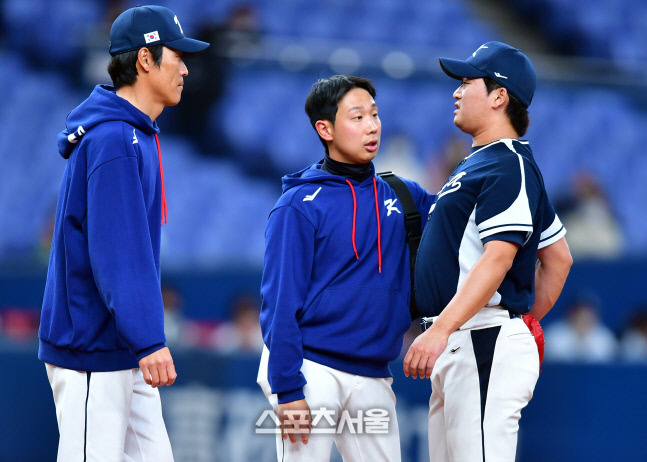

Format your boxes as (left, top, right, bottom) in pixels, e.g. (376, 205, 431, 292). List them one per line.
(269, 183, 326, 230)
(81, 121, 146, 173)
(277, 182, 318, 206)
(271, 182, 332, 224)
(475, 139, 531, 168)
(81, 121, 140, 155)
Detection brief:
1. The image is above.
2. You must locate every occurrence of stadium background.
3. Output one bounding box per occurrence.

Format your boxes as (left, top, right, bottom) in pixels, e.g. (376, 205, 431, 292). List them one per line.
(1, 0, 646, 460)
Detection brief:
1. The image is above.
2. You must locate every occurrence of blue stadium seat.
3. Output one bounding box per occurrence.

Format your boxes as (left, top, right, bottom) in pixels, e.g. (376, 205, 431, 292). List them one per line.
(2, 0, 647, 263)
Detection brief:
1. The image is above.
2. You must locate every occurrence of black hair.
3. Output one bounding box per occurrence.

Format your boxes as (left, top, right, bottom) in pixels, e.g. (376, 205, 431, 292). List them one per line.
(304, 75, 377, 152)
(107, 44, 164, 90)
(483, 76, 530, 137)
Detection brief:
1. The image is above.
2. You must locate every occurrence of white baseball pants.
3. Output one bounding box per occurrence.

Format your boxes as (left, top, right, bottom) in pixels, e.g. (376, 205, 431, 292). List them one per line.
(426, 308, 540, 462)
(258, 347, 402, 461)
(45, 364, 174, 462)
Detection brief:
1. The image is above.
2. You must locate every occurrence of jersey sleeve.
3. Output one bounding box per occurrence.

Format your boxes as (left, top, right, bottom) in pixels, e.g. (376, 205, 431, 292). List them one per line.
(260, 205, 316, 403)
(538, 200, 567, 249)
(476, 153, 536, 245)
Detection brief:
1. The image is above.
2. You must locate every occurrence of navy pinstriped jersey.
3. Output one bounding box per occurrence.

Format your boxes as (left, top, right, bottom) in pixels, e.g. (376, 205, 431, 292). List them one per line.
(414, 138, 566, 317)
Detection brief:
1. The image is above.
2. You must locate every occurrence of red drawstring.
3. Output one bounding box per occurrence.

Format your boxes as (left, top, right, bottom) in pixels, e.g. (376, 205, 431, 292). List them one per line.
(346, 180, 359, 260)
(155, 134, 167, 225)
(346, 178, 382, 273)
(373, 177, 382, 273)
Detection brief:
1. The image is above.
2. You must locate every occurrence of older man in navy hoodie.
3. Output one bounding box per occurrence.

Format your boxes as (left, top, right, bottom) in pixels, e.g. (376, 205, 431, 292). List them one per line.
(38, 6, 208, 461)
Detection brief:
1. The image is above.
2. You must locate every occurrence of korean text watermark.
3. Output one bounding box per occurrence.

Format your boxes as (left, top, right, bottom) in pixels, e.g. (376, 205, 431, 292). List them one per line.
(255, 407, 390, 434)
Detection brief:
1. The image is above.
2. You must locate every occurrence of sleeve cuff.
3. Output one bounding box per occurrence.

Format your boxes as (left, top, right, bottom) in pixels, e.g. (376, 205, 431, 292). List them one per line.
(482, 230, 526, 246)
(135, 343, 166, 361)
(277, 388, 305, 404)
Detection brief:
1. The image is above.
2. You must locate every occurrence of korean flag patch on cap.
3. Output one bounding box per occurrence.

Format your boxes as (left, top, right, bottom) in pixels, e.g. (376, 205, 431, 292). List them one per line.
(144, 31, 160, 43)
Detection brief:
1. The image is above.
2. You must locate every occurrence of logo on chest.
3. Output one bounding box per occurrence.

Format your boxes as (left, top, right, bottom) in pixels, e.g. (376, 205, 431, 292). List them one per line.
(384, 198, 401, 216)
(437, 171, 467, 200)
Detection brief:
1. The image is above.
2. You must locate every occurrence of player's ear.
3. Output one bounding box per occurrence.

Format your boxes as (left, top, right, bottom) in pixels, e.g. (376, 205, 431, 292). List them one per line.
(137, 47, 153, 72)
(492, 87, 508, 109)
(315, 120, 334, 142)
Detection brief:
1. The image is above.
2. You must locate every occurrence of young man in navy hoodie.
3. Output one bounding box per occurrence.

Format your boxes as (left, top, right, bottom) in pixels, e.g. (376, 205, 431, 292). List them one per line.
(37, 6, 208, 461)
(257, 75, 436, 461)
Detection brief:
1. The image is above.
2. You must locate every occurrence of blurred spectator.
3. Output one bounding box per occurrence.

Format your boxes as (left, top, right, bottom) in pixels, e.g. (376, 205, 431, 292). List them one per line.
(162, 283, 187, 348)
(181, 318, 222, 350)
(619, 309, 647, 362)
(166, 3, 261, 154)
(556, 172, 625, 259)
(0, 306, 40, 344)
(208, 294, 263, 354)
(426, 134, 471, 193)
(81, 0, 127, 90)
(374, 132, 432, 190)
(544, 292, 618, 362)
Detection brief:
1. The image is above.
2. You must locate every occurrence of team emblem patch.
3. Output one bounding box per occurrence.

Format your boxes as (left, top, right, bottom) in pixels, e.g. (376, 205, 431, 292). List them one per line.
(144, 31, 160, 43)
(384, 198, 401, 216)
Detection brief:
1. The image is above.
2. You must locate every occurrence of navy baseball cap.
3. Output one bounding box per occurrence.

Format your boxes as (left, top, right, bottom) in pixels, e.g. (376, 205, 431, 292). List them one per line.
(439, 41, 536, 108)
(109, 5, 209, 56)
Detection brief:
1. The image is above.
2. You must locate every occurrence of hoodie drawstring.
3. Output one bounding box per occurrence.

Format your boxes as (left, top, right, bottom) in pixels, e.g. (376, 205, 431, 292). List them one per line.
(155, 134, 167, 225)
(373, 177, 382, 273)
(345, 179, 382, 273)
(345, 180, 359, 260)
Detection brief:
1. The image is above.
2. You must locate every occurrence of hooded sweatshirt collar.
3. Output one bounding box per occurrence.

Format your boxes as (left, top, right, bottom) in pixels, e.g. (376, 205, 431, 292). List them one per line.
(320, 152, 374, 183)
(281, 160, 376, 193)
(58, 84, 159, 159)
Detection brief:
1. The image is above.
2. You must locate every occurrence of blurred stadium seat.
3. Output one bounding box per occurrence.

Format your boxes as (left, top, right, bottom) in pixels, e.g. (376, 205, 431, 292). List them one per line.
(1, 0, 646, 268)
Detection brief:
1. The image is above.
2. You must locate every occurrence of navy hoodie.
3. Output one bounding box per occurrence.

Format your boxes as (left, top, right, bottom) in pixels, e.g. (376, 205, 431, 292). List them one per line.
(260, 162, 435, 403)
(38, 85, 167, 371)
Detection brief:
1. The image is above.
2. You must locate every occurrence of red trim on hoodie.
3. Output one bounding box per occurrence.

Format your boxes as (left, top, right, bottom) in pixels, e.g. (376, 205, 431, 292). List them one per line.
(346, 178, 383, 273)
(155, 134, 167, 225)
(373, 177, 382, 273)
(345, 180, 359, 260)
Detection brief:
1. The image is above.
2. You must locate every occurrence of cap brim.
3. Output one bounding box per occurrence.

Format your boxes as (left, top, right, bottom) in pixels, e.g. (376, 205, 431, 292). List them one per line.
(439, 57, 488, 80)
(165, 37, 210, 56)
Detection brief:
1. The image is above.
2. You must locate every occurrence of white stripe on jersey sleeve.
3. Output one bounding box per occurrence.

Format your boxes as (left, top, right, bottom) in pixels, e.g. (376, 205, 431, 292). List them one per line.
(457, 208, 502, 307)
(478, 153, 533, 243)
(538, 214, 567, 249)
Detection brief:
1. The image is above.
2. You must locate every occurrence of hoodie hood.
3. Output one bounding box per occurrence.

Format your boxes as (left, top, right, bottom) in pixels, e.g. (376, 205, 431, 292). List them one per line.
(58, 84, 159, 159)
(281, 160, 376, 193)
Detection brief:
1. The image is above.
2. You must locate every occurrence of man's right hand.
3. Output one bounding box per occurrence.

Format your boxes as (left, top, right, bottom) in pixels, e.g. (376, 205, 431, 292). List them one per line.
(278, 399, 312, 444)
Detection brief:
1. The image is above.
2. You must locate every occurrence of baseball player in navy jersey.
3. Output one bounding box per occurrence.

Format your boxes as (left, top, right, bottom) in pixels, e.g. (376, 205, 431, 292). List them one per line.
(257, 75, 435, 461)
(403, 41, 573, 461)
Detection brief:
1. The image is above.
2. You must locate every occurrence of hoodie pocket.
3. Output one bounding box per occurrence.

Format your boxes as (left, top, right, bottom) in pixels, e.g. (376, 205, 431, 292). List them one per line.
(300, 286, 410, 362)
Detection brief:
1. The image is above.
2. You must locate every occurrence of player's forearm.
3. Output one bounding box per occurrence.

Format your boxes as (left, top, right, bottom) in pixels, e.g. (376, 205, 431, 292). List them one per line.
(529, 264, 569, 321)
(528, 237, 572, 321)
(434, 241, 517, 334)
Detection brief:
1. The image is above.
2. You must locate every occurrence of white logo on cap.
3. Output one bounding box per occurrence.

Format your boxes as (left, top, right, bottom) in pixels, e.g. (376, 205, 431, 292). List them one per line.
(144, 31, 160, 44)
(174, 15, 183, 35)
(494, 72, 508, 79)
(473, 45, 488, 57)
